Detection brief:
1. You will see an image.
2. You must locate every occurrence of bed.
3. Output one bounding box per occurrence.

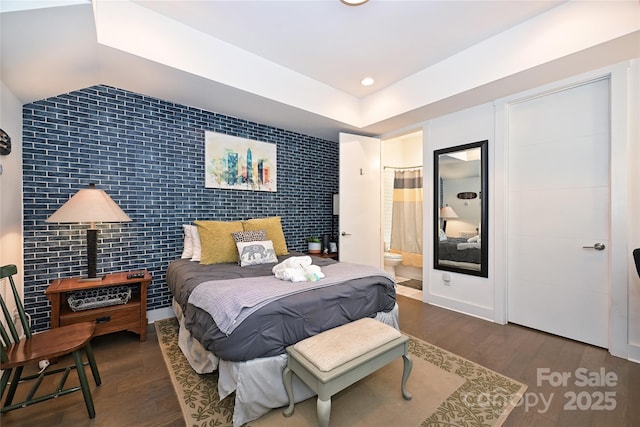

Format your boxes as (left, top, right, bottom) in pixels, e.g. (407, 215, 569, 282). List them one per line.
(438, 237, 481, 264)
(166, 232, 398, 427)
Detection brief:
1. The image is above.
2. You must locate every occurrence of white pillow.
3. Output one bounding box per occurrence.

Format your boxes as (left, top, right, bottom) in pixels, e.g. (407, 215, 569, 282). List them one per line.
(190, 225, 202, 262)
(181, 224, 194, 259)
(439, 229, 447, 241)
(236, 240, 278, 267)
(467, 235, 480, 243)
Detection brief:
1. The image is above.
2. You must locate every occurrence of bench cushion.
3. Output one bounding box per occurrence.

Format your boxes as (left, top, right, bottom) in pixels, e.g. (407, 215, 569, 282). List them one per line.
(293, 318, 401, 372)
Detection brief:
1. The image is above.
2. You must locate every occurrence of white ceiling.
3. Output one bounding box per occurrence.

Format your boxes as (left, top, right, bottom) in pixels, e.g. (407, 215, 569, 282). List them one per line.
(1, 0, 638, 141)
(132, 0, 562, 98)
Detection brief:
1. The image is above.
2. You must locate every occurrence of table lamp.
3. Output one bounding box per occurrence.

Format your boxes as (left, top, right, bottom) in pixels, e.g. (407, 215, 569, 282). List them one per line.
(440, 204, 458, 233)
(46, 183, 131, 281)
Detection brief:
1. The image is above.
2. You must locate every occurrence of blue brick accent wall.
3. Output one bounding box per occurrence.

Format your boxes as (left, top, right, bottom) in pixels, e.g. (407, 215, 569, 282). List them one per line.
(22, 85, 338, 332)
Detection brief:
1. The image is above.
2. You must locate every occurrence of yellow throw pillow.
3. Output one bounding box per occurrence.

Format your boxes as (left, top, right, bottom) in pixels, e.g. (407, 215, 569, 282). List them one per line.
(242, 216, 289, 256)
(194, 220, 244, 264)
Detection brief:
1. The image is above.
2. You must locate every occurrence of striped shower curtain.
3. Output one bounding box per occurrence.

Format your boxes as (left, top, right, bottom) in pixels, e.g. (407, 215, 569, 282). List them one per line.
(390, 168, 423, 268)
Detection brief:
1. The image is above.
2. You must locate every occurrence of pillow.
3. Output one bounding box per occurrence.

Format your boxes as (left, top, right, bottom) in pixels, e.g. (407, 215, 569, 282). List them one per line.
(195, 220, 244, 264)
(232, 229, 267, 243)
(190, 225, 202, 262)
(439, 229, 447, 241)
(181, 224, 194, 259)
(242, 216, 289, 256)
(236, 240, 278, 267)
(467, 235, 480, 243)
(232, 229, 268, 265)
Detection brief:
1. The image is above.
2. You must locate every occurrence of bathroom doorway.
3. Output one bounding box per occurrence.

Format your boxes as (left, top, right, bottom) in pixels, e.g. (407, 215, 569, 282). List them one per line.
(382, 130, 424, 301)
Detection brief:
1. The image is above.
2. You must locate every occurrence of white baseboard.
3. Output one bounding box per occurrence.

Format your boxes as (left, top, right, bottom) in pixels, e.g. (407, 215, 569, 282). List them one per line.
(627, 343, 640, 363)
(147, 306, 175, 323)
(425, 293, 495, 322)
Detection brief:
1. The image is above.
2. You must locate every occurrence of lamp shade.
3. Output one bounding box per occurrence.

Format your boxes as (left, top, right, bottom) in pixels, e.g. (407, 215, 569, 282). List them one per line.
(46, 184, 131, 225)
(46, 184, 131, 280)
(440, 205, 459, 219)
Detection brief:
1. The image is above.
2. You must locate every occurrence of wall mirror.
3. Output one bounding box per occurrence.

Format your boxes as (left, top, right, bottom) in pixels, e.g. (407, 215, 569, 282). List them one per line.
(433, 140, 488, 277)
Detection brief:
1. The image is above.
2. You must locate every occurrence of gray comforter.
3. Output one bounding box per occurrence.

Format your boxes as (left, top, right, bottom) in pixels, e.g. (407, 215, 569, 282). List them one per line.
(166, 253, 396, 362)
(439, 238, 481, 264)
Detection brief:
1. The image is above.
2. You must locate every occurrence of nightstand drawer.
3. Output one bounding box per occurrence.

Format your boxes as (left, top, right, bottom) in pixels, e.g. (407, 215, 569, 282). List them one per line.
(60, 302, 141, 337)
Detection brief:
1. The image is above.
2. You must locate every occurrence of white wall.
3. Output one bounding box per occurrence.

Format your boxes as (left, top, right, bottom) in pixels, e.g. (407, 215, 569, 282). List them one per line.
(627, 59, 640, 361)
(442, 176, 481, 238)
(0, 80, 24, 313)
(423, 103, 496, 319)
(407, 60, 640, 361)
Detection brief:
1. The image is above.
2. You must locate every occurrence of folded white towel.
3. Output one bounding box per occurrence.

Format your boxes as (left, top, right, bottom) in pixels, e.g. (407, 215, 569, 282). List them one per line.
(457, 242, 481, 250)
(274, 267, 308, 282)
(303, 265, 325, 281)
(272, 256, 324, 282)
(272, 256, 312, 274)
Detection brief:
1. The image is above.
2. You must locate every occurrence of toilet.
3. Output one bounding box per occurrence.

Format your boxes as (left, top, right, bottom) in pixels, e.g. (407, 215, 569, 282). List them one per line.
(383, 252, 403, 279)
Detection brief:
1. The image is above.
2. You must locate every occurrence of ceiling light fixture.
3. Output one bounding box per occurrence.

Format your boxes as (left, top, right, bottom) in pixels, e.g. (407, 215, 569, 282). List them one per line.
(341, 0, 369, 6)
(361, 77, 375, 86)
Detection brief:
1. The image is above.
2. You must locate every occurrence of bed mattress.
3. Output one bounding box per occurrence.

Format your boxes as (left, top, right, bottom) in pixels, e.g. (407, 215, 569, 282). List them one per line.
(166, 254, 396, 362)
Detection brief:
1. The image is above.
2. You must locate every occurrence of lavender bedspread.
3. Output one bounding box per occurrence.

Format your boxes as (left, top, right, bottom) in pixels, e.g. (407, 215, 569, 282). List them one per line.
(167, 253, 396, 362)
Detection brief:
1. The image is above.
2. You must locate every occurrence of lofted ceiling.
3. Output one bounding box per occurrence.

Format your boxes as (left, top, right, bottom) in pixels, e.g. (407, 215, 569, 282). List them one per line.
(1, 0, 638, 141)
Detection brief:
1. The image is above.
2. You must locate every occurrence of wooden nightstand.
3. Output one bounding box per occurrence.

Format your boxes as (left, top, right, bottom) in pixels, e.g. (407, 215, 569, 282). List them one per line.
(46, 271, 151, 341)
(306, 252, 339, 260)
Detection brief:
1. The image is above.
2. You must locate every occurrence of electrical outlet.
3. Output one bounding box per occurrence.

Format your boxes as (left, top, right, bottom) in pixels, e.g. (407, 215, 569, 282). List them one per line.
(442, 273, 451, 286)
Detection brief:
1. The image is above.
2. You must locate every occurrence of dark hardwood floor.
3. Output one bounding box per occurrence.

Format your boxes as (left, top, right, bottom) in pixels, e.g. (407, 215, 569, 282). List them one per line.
(2, 295, 638, 426)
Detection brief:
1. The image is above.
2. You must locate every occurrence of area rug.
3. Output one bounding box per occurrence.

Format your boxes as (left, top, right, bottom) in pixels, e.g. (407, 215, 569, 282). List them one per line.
(155, 318, 526, 427)
(398, 279, 423, 290)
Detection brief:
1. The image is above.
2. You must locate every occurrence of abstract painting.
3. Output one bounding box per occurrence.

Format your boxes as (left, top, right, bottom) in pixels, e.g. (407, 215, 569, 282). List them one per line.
(204, 131, 277, 192)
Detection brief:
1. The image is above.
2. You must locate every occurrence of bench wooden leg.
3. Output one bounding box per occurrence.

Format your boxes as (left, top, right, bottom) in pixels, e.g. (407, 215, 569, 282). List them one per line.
(282, 366, 295, 417)
(317, 396, 331, 427)
(401, 353, 413, 400)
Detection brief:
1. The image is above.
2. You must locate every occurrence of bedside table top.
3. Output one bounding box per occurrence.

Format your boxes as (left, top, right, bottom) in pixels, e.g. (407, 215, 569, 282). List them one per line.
(46, 271, 152, 294)
(306, 252, 338, 259)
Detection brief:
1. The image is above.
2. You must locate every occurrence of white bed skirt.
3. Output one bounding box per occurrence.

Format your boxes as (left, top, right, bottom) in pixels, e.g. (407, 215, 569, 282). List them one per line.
(171, 299, 400, 427)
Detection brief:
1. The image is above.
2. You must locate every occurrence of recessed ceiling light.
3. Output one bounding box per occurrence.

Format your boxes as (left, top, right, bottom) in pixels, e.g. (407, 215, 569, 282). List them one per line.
(341, 0, 369, 5)
(361, 77, 375, 86)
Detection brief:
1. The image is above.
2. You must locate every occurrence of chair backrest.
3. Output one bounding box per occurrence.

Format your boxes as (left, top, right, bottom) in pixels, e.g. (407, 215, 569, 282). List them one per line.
(634, 248, 640, 278)
(0, 265, 32, 355)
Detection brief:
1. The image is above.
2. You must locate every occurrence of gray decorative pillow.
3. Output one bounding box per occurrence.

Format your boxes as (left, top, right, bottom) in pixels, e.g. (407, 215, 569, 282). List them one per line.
(232, 229, 267, 243)
(236, 240, 278, 267)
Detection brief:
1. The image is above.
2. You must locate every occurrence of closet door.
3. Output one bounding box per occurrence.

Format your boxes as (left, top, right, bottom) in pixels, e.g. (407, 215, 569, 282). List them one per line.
(507, 78, 610, 347)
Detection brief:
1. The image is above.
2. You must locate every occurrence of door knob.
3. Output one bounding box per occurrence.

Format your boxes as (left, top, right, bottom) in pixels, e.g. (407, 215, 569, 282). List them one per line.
(341, 232, 352, 236)
(582, 243, 605, 251)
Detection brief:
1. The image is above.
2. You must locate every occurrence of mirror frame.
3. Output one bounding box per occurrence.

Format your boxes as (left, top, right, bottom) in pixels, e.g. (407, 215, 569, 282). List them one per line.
(433, 140, 488, 278)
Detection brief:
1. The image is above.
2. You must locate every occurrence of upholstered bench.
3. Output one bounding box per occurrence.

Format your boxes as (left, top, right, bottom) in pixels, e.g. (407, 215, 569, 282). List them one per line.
(282, 317, 412, 427)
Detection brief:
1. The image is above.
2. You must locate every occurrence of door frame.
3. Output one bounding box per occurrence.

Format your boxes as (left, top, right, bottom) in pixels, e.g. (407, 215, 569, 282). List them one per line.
(494, 62, 632, 358)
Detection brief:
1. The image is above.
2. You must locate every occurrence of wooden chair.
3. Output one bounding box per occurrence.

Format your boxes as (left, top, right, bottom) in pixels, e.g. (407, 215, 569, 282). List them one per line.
(0, 264, 101, 418)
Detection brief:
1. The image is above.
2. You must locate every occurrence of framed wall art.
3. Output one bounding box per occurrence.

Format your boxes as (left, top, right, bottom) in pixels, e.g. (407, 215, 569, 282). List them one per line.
(204, 131, 277, 192)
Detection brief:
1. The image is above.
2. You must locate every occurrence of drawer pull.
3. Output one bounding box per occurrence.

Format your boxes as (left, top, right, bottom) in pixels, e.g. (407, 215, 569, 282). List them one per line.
(96, 316, 111, 324)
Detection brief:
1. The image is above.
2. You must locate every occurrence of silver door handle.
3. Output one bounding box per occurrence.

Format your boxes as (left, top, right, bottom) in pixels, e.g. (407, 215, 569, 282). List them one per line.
(583, 243, 605, 251)
(341, 232, 352, 236)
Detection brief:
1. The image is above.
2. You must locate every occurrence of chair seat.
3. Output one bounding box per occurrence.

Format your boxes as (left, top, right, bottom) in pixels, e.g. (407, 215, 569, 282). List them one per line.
(1, 322, 96, 369)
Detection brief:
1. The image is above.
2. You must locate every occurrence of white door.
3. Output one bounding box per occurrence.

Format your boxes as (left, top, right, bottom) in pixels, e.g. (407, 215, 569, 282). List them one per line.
(338, 132, 382, 268)
(507, 78, 610, 347)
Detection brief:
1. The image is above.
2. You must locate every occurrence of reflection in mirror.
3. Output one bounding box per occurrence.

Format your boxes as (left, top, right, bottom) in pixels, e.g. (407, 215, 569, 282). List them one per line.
(433, 140, 488, 277)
